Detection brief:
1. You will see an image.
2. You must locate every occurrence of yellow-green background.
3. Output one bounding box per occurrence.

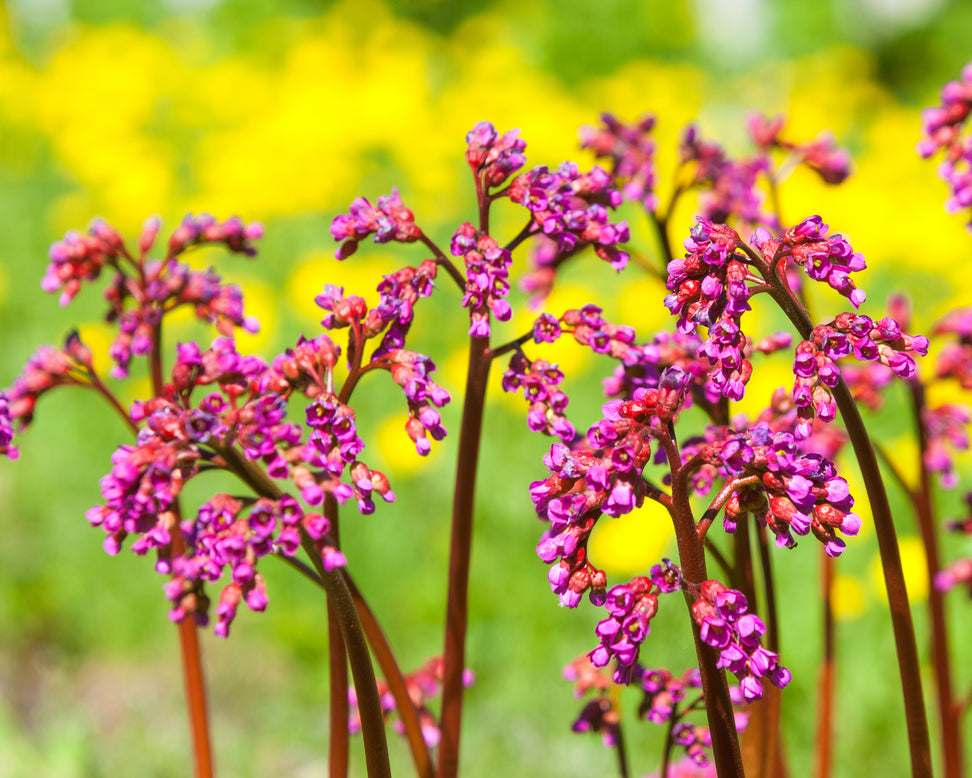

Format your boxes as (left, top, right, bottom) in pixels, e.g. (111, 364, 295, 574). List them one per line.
(0, 0, 971, 775)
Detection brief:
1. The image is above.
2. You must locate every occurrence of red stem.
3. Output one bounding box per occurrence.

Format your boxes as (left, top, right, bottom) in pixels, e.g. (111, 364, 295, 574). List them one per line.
(436, 334, 491, 778)
(909, 381, 964, 777)
(812, 552, 835, 778)
(325, 493, 350, 777)
(761, 272, 932, 777)
(170, 529, 214, 778)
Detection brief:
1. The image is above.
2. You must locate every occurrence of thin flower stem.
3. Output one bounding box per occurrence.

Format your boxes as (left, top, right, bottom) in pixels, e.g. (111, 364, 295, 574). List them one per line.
(169, 518, 214, 778)
(756, 524, 785, 778)
(610, 686, 630, 778)
(485, 333, 533, 361)
(908, 381, 964, 778)
(659, 706, 678, 778)
(276, 554, 436, 778)
(300, 534, 391, 778)
(214, 444, 391, 777)
(504, 220, 536, 253)
(812, 551, 835, 778)
(88, 376, 138, 435)
(763, 272, 932, 778)
(343, 572, 436, 778)
(436, 334, 491, 778)
(420, 235, 465, 291)
(325, 493, 350, 777)
(147, 314, 213, 778)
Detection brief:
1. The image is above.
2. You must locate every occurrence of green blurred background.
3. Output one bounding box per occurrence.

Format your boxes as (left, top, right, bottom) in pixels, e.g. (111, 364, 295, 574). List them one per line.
(1, 0, 971, 775)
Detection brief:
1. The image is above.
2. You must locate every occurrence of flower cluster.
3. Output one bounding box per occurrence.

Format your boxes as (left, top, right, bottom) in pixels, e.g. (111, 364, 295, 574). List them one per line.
(5, 332, 95, 429)
(922, 404, 971, 489)
(330, 188, 423, 260)
(501, 352, 574, 442)
(935, 493, 972, 596)
(42, 214, 262, 308)
(510, 161, 630, 270)
(0, 395, 17, 460)
(531, 383, 680, 609)
(747, 113, 852, 184)
(348, 656, 475, 748)
(382, 349, 449, 455)
(754, 216, 866, 308)
(791, 312, 928, 438)
(684, 422, 861, 555)
(666, 219, 758, 400)
(563, 655, 622, 748)
(450, 222, 513, 336)
(934, 305, 972, 389)
(690, 580, 791, 702)
(41, 216, 261, 379)
(917, 62, 972, 229)
(372, 260, 438, 356)
(579, 111, 659, 211)
(679, 125, 772, 228)
(465, 121, 527, 188)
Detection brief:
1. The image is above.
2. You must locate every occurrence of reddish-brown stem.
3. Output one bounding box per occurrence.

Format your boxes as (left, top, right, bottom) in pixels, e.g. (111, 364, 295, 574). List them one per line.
(419, 234, 465, 291)
(669, 439, 744, 776)
(436, 334, 491, 778)
(343, 572, 436, 778)
(88, 376, 139, 435)
(170, 526, 214, 778)
(909, 381, 964, 778)
(325, 493, 350, 777)
(756, 524, 785, 778)
(761, 267, 932, 778)
(215, 444, 390, 777)
(276, 554, 435, 778)
(813, 551, 835, 778)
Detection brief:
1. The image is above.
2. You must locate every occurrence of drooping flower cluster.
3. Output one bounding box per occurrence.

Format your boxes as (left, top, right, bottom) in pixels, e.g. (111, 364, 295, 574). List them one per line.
(78, 333, 401, 635)
(791, 312, 929, 438)
(450, 222, 513, 336)
(501, 352, 574, 442)
(918, 62, 972, 230)
(753, 216, 867, 308)
(531, 381, 684, 610)
(579, 111, 659, 211)
(563, 654, 622, 748)
(330, 188, 423, 260)
(510, 161, 631, 270)
(747, 113, 852, 184)
(465, 121, 527, 188)
(690, 580, 791, 702)
(589, 562, 681, 684)
(666, 219, 759, 400)
(348, 656, 474, 748)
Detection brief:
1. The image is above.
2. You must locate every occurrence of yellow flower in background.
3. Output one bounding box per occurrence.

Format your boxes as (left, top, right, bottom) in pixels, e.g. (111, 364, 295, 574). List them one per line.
(589, 499, 673, 576)
(832, 573, 867, 621)
(869, 535, 929, 604)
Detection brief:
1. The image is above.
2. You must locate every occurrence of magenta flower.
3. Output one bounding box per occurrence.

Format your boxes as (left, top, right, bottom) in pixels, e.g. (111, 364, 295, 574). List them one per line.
(465, 120, 527, 188)
(330, 188, 423, 259)
(510, 161, 630, 270)
(450, 222, 513, 336)
(580, 111, 659, 211)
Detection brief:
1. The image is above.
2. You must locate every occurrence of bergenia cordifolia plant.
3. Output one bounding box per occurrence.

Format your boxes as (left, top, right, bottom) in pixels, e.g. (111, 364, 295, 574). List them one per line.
(4, 62, 972, 778)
